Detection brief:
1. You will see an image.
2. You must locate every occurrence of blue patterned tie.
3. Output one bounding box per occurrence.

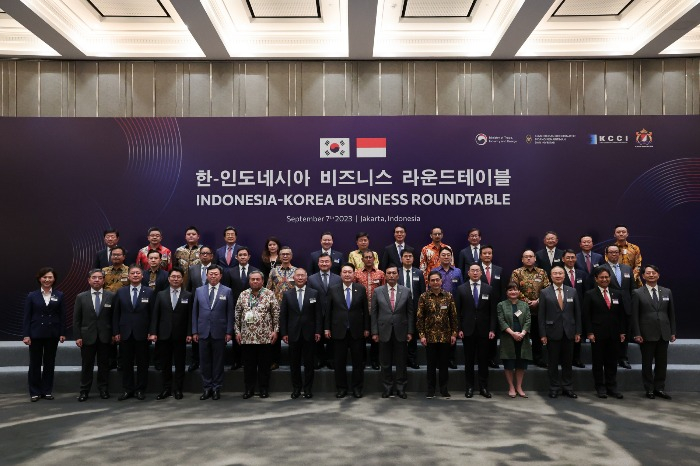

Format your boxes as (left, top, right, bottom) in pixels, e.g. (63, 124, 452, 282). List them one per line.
(614, 264, 622, 285)
(345, 286, 351, 308)
(209, 286, 215, 307)
(472, 283, 479, 306)
(132, 287, 138, 308)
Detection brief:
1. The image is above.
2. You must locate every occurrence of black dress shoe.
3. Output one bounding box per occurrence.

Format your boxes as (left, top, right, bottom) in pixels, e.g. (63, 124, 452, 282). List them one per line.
(381, 390, 391, 398)
(653, 390, 672, 400)
(303, 392, 313, 399)
(480, 388, 492, 399)
(99, 391, 110, 400)
(326, 362, 335, 370)
(156, 390, 172, 400)
(42, 394, 54, 400)
(371, 362, 380, 370)
(549, 391, 559, 398)
(397, 391, 407, 399)
(335, 390, 347, 399)
(187, 363, 199, 372)
(242, 391, 254, 399)
(77, 392, 88, 402)
(212, 390, 221, 400)
(619, 360, 632, 369)
(465, 388, 474, 398)
(425, 390, 435, 399)
(607, 391, 624, 399)
(118, 392, 134, 401)
(200, 390, 212, 400)
(488, 360, 499, 369)
(440, 390, 451, 398)
(259, 390, 269, 398)
(408, 361, 420, 369)
(448, 360, 458, 369)
(597, 392, 608, 398)
(573, 360, 586, 368)
(135, 391, 146, 400)
(646, 391, 656, 399)
(291, 390, 301, 399)
(352, 389, 363, 399)
(30, 395, 40, 402)
(174, 391, 183, 400)
(563, 390, 578, 399)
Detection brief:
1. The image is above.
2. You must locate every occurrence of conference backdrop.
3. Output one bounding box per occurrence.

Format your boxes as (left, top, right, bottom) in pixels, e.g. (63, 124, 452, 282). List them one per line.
(1, 116, 697, 339)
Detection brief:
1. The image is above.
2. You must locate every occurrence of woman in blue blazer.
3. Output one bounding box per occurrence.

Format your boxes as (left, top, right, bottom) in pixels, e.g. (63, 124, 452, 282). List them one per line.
(22, 267, 66, 401)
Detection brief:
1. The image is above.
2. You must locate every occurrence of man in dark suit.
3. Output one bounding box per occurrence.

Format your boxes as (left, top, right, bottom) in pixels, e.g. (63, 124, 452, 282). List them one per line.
(562, 249, 589, 368)
(280, 268, 322, 399)
(215, 226, 240, 270)
(479, 245, 505, 368)
(186, 245, 215, 372)
(371, 265, 414, 398)
(601, 244, 637, 370)
(535, 231, 564, 277)
(142, 249, 169, 292)
(575, 235, 604, 275)
(583, 267, 627, 399)
(632, 265, 676, 400)
(457, 227, 483, 277)
(307, 252, 342, 369)
(93, 229, 128, 269)
(539, 266, 582, 399)
(324, 264, 370, 399)
(222, 246, 258, 370)
(192, 265, 234, 400)
(113, 265, 155, 401)
(397, 247, 424, 369)
(149, 268, 192, 400)
(308, 231, 343, 275)
(379, 224, 412, 271)
(455, 264, 496, 399)
(73, 269, 115, 401)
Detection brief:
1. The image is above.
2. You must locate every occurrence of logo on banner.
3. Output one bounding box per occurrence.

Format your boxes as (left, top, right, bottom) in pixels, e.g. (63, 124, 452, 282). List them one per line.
(635, 128, 653, 147)
(356, 138, 387, 158)
(475, 134, 488, 145)
(320, 138, 349, 158)
(526, 135, 532, 144)
(589, 134, 629, 144)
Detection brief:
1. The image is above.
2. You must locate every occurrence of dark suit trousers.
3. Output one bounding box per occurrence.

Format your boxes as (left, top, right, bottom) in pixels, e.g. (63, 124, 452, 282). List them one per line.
(618, 319, 633, 362)
(229, 339, 242, 366)
(289, 337, 315, 391)
(462, 334, 490, 390)
(334, 330, 365, 390)
(80, 341, 111, 393)
(546, 337, 574, 392)
(200, 337, 226, 391)
(641, 340, 669, 391)
(242, 344, 272, 392)
(121, 337, 149, 392)
(159, 339, 186, 392)
(407, 335, 418, 364)
(190, 341, 199, 365)
(591, 338, 618, 392)
(426, 343, 450, 392)
(27, 338, 59, 396)
(378, 329, 408, 392)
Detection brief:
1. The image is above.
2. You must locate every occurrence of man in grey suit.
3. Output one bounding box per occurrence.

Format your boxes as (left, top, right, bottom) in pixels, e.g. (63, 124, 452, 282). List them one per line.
(371, 265, 414, 399)
(397, 248, 424, 369)
(632, 265, 676, 400)
(192, 265, 234, 400)
(186, 245, 215, 372)
(539, 266, 582, 399)
(73, 269, 115, 401)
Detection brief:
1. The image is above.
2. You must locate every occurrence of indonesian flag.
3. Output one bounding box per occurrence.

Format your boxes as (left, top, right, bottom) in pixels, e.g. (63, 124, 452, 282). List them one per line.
(356, 138, 386, 158)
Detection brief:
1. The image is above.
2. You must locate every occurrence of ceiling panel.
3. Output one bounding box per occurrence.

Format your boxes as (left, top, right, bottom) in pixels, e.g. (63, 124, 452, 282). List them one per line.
(402, 0, 476, 18)
(86, 0, 169, 17)
(552, 0, 635, 17)
(246, 0, 320, 18)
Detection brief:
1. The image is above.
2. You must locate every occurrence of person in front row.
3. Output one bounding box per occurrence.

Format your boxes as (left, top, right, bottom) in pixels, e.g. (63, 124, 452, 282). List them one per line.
(497, 282, 532, 398)
(417, 271, 458, 399)
(325, 264, 369, 399)
(149, 268, 192, 400)
(632, 265, 676, 400)
(236, 271, 280, 399)
(371, 265, 414, 399)
(280, 268, 321, 399)
(583, 267, 626, 399)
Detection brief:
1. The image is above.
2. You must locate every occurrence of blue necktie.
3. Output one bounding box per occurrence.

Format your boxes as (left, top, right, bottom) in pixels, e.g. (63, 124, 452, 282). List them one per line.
(172, 289, 179, 309)
(298, 288, 304, 309)
(472, 283, 479, 306)
(345, 287, 351, 329)
(132, 287, 138, 308)
(201, 266, 207, 285)
(614, 264, 622, 284)
(473, 247, 478, 262)
(94, 291, 101, 316)
(209, 286, 215, 307)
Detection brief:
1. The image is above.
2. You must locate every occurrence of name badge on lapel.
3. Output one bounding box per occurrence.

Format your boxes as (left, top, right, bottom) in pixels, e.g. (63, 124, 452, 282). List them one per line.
(452, 279, 458, 283)
(440, 305, 447, 310)
(141, 298, 149, 303)
(50, 296, 58, 302)
(309, 298, 316, 303)
(612, 299, 619, 305)
(576, 279, 583, 284)
(623, 273, 631, 278)
(482, 295, 489, 300)
(662, 297, 670, 302)
(104, 303, 112, 308)
(334, 258, 340, 263)
(494, 275, 501, 280)
(566, 298, 574, 303)
(514, 310, 522, 317)
(219, 295, 227, 300)
(413, 276, 420, 281)
(181, 299, 188, 304)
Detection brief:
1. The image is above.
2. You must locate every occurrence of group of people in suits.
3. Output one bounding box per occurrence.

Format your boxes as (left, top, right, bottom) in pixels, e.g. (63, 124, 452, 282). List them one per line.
(20, 223, 676, 403)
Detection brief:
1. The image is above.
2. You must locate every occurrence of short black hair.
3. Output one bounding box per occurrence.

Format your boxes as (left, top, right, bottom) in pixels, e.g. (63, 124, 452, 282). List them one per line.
(185, 226, 199, 234)
(593, 267, 610, 278)
(355, 232, 369, 240)
(169, 267, 184, 277)
(223, 226, 238, 236)
(401, 247, 415, 257)
(103, 229, 119, 237)
(148, 227, 162, 235)
(36, 267, 57, 284)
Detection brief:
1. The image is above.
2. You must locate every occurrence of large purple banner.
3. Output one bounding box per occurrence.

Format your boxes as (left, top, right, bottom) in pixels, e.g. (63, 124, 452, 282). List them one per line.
(1, 116, 698, 338)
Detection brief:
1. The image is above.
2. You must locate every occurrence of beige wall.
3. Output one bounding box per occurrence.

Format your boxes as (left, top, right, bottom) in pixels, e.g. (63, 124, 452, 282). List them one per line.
(1, 58, 699, 117)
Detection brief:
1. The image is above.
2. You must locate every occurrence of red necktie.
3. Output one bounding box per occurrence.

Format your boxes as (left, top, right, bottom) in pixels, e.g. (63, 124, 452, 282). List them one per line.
(485, 266, 491, 284)
(603, 288, 611, 309)
(570, 270, 575, 287)
(585, 254, 591, 273)
(225, 247, 232, 265)
(390, 287, 395, 311)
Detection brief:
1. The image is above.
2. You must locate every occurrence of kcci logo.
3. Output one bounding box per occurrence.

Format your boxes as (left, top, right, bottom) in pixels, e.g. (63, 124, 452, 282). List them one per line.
(589, 134, 628, 144)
